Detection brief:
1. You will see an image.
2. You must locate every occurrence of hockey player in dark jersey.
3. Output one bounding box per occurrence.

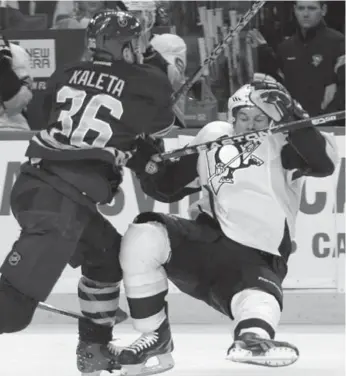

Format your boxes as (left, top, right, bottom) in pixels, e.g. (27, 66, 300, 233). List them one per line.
(117, 74, 339, 375)
(0, 9, 177, 376)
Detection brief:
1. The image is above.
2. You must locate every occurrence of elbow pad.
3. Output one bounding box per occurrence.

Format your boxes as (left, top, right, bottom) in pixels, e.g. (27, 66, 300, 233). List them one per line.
(282, 128, 335, 177)
(0, 65, 22, 101)
(0, 67, 32, 115)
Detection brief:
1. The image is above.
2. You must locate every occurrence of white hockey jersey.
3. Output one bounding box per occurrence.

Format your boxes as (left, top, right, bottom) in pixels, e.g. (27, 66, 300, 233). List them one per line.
(0, 42, 32, 131)
(150, 33, 187, 90)
(187, 121, 339, 256)
(150, 33, 187, 126)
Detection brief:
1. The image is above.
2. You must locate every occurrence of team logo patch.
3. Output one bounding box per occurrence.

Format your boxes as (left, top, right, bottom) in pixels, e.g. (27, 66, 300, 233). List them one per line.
(8, 251, 22, 266)
(175, 57, 185, 76)
(118, 14, 128, 27)
(207, 142, 263, 194)
(123, 46, 135, 63)
(145, 161, 158, 175)
(87, 37, 96, 50)
(312, 54, 323, 67)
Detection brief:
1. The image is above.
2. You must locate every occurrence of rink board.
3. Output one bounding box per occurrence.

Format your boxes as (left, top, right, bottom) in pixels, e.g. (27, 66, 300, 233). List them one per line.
(0, 128, 344, 324)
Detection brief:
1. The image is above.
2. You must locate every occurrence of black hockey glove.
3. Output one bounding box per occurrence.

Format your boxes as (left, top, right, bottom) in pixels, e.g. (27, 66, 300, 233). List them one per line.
(250, 73, 309, 123)
(126, 136, 165, 176)
(0, 35, 12, 71)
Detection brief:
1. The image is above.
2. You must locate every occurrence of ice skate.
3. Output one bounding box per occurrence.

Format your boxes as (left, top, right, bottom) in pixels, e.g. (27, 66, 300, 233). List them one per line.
(227, 332, 299, 367)
(76, 306, 128, 375)
(77, 340, 121, 375)
(118, 318, 174, 376)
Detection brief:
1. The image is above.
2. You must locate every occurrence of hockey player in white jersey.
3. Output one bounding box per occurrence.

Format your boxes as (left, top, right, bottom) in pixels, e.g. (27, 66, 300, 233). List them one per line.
(0, 35, 33, 130)
(143, 32, 187, 127)
(117, 74, 339, 375)
(147, 33, 187, 92)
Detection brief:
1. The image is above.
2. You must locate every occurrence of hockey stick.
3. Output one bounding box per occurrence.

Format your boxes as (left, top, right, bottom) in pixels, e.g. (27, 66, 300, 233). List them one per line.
(171, 1, 266, 104)
(38, 302, 85, 320)
(38, 302, 128, 324)
(117, 1, 264, 105)
(152, 110, 345, 162)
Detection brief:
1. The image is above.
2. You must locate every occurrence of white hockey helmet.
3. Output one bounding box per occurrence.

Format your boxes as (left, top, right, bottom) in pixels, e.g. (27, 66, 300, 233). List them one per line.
(228, 84, 261, 124)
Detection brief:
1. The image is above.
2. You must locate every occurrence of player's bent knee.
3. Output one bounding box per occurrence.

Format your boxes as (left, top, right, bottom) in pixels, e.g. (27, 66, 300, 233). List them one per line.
(120, 222, 171, 273)
(0, 277, 38, 334)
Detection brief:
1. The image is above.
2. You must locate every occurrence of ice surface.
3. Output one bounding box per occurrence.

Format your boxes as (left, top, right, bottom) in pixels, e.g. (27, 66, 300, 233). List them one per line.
(0, 325, 344, 376)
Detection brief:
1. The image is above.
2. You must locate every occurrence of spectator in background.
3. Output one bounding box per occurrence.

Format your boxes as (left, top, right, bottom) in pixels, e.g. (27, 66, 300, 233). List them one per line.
(52, 1, 102, 29)
(0, 34, 33, 130)
(52, 1, 125, 29)
(247, 1, 345, 116)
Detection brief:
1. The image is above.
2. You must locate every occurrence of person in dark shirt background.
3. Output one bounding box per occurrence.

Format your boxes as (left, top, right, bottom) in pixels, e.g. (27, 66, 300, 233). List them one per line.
(248, 1, 345, 116)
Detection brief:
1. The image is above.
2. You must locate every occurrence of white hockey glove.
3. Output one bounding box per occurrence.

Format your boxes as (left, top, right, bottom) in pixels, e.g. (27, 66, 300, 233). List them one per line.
(249, 73, 309, 123)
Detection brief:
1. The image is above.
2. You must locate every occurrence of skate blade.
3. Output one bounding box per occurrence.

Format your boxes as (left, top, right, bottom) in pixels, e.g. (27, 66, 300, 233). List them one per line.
(121, 353, 174, 376)
(81, 372, 102, 376)
(227, 347, 299, 367)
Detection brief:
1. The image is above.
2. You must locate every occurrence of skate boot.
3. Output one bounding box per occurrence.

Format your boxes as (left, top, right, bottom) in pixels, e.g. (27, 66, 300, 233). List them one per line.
(118, 318, 174, 376)
(77, 340, 121, 376)
(77, 308, 128, 375)
(227, 332, 299, 367)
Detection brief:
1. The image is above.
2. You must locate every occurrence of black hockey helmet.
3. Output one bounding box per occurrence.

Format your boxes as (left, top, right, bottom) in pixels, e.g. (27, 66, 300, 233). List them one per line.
(86, 9, 143, 63)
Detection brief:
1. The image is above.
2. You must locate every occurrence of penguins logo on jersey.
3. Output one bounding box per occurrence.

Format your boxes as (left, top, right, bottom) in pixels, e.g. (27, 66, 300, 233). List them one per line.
(207, 141, 264, 194)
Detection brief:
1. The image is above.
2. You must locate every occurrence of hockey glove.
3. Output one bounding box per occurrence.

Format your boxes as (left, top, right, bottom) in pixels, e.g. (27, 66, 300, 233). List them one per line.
(126, 136, 165, 176)
(249, 74, 324, 175)
(249, 73, 309, 123)
(0, 35, 12, 71)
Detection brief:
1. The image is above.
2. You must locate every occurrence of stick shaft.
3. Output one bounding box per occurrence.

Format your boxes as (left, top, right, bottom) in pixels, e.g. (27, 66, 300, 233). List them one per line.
(38, 302, 128, 324)
(171, 1, 266, 104)
(38, 302, 83, 320)
(153, 111, 345, 162)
